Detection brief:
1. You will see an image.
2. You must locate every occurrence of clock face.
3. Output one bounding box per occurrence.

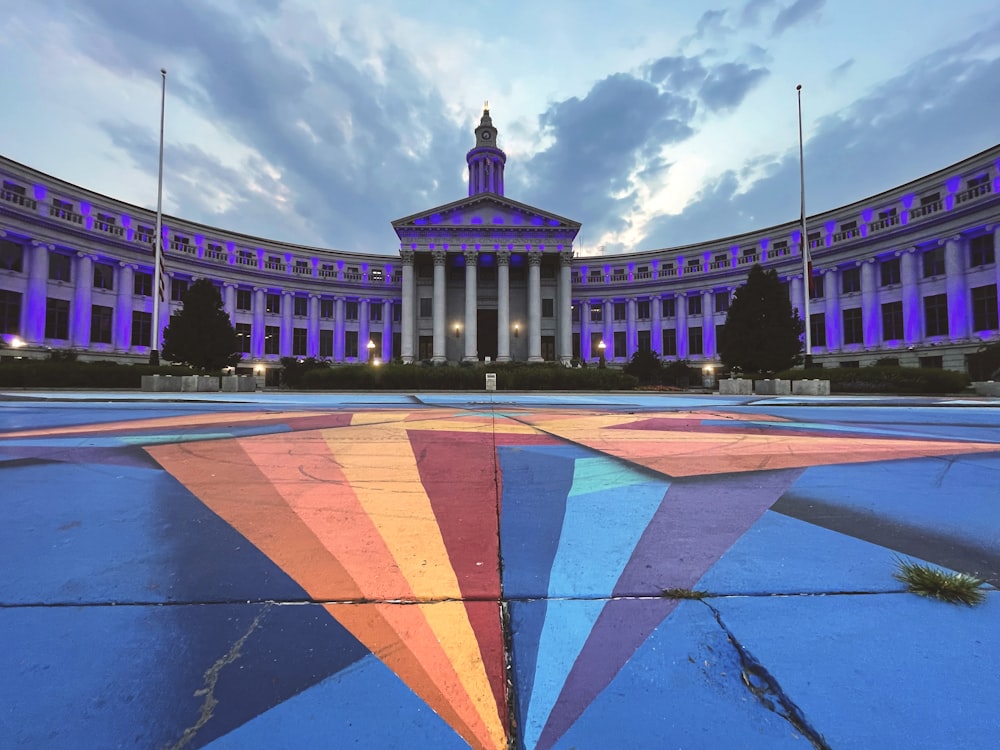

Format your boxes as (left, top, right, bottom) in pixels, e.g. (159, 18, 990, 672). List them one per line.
(482, 131, 491, 140)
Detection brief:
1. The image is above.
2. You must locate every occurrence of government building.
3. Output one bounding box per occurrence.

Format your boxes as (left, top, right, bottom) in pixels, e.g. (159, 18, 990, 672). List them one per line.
(1, 107, 998, 381)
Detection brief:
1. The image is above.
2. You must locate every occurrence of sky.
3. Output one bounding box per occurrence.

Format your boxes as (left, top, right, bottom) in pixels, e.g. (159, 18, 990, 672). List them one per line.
(1, 0, 999, 258)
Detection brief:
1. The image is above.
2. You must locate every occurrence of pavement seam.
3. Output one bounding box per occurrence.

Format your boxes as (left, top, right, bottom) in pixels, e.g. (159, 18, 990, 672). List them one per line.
(701, 600, 832, 750)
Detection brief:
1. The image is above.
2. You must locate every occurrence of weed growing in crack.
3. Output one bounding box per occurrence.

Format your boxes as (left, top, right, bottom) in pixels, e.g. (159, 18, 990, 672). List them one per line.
(662, 587, 711, 600)
(893, 557, 987, 606)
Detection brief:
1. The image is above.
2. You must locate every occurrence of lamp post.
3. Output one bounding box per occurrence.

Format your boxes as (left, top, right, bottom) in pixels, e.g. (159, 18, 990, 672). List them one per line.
(367, 338, 376, 364)
(597, 339, 606, 368)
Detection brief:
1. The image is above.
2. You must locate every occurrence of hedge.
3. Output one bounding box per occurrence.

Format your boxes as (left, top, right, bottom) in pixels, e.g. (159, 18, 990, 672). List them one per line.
(0, 360, 198, 388)
(775, 366, 970, 394)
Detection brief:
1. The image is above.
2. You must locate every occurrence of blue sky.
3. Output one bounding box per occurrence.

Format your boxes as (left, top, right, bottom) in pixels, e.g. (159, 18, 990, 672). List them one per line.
(1, 0, 998, 256)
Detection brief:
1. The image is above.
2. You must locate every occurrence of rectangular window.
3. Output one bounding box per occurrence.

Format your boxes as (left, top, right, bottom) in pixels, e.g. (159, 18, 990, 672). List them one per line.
(170, 279, 189, 302)
(293, 327, 307, 356)
(93, 262, 115, 291)
(264, 325, 280, 354)
(715, 323, 726, 349)
(613, 302, 626, 321)
(236, 289, 252, 311)
(294, 297, 308, 317)
(45, 298, 70, 339)
(0, 238, 23, 271)
(841, 267, 861, 294)
(131, 311, 151, 347)
(133, 272, 152, 297)
(810, 274, 824, 299)
(319, 329, 334, 358)
(321, 299, 334, 319)
(369, 303, 382, 322)
(661, 298, 675, 318)
(613, 331, 626, 358)
(923, 293, 949, 337)
(265, 293, 281, 314)
(542, 298, 555, 318)
(714, 291, 729, 314)
(842, 308, 863, 345)
(418, 336, 433, 360)
(0, 290, 22, 334)
(810, 312, 826, 347)
(48, 252, 71, 282)
(345, 301, 359, 321)
(970, 234, 996, 267)
(972, 284, 999, 331)
(688, 326, 703, 355)
(880, 257, 901, 286)
(235, 323, 252, 353)
(393, 302, 401, 322)
(345, 330, 359, 358)
(922, 248, 945, 278)
(541, 336, 555, 361)
(419, 298, 432, 318)
(638, 329, 651, 352)
(919, 355, 943, 369)
(881, 301, 903, 341)
(590, 304, 602, 323)
(572, 304, 581, 322)
(90, 304, 113, 344)
(662, 328, 677, 356)
(370, 268, 384, 282)
(637, 300, 650, 320)
(687, 295, 702, 316)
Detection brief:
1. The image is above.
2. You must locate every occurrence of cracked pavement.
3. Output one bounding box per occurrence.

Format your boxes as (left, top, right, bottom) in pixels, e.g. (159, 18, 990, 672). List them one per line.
(1, 391, 998, 748)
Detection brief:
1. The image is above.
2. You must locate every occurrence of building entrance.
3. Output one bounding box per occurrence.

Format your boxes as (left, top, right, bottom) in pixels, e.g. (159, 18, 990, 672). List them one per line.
(477, 309, 498, 361)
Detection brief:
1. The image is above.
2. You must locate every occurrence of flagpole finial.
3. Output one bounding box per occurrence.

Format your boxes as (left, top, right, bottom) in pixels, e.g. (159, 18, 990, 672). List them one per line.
(161, 68, 167, 76)
(796, 84, 801, 91)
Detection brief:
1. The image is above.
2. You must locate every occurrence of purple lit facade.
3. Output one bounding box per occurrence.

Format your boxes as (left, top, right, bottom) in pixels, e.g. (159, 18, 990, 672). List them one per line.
(1, 118, 999, 373)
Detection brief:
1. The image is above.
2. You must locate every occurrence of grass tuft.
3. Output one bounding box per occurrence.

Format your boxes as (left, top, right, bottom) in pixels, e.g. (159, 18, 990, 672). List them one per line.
(661, 588, 711, 600)
(893, 557, 987, 606)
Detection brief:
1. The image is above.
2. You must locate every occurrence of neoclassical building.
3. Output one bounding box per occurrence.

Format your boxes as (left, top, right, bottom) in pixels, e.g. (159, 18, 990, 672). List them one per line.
(1, 107, 999, 378)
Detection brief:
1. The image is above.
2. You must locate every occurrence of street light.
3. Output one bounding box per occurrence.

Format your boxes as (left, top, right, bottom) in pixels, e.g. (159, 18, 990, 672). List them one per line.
(367, 338, 376, 364)
(454, 324, 461, 338)
(597, 339, 606, 368)
(513, 323, 520, 338)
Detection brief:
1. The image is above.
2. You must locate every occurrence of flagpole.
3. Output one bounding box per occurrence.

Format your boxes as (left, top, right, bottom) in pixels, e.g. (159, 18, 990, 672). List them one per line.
(150, 68, 167, 365)
(797, 84, 812, 361)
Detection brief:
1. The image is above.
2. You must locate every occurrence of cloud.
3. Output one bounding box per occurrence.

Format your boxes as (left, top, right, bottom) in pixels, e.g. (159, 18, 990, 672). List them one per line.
(639, 25, 1000, 250)
(698, 62, 770, 111)
(741, 0, 776, 26)
(772, 0, 825, 36)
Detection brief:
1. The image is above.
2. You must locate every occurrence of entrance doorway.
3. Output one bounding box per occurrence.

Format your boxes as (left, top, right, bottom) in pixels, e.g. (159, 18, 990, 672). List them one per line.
(477, 309, 498, 361)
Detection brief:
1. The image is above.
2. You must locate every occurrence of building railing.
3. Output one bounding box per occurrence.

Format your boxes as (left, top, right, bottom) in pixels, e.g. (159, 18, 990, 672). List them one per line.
(869, 215, 900, 232)
(49, 205, 83, 225)
(910, 199, 943, 219)
(1, 189, 37, 209)
(956, 181, 993, 204)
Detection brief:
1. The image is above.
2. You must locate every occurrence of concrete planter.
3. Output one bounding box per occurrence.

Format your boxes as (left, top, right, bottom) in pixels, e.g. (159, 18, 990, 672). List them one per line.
(181, 375, 220, 392)
(141, 374, 181, 392)
(792, 379, 832, 396)
(718, 378, 752, 395)
(753, 379, 791, 395)
(221, 375, 257, 392)
(972, 381, 1000, 396)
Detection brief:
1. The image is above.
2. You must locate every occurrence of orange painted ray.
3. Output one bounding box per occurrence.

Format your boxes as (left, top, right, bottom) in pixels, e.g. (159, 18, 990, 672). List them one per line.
(1, 410, 340, 438)
(147, 436, 504, 750)
(321, 421, 508, 749)
(519, 412, 1000, 477)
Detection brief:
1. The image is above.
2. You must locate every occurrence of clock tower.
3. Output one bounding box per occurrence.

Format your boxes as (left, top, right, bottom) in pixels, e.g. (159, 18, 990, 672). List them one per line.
(467, 102, 506, 196)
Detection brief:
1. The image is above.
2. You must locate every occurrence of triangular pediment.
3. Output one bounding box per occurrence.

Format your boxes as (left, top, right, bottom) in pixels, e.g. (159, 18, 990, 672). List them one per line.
(392, 194, 580, 236)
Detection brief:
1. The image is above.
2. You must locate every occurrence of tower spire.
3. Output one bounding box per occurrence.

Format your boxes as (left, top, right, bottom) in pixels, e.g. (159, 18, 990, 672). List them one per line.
(467, 103, 506, 196)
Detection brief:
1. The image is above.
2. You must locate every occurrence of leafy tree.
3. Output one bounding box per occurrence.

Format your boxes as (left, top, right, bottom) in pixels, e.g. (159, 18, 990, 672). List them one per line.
(162, 279, 240, 370)
(719, 263, 804, 374)
(623, 348, 663, 385)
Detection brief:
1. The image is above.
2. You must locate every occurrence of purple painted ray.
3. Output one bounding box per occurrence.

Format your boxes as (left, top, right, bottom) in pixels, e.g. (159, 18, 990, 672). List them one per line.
(535, 467, 805, 750)
(0, 446, 160, 469)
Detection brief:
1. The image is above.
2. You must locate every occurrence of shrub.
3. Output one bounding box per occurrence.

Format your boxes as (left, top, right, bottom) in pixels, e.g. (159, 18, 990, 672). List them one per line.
(776, 366, 969, 394)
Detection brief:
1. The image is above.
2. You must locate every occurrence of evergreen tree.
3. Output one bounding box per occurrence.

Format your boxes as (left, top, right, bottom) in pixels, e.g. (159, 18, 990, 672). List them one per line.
(162, 279, 241, 370)
(719, 263, 804, 374)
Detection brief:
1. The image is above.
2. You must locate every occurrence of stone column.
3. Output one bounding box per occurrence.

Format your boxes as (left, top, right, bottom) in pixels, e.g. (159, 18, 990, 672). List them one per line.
(558, 251, 573, 363)
(223, 283, 236, 319)
(702, 289, 714, 357)
(944, 236, 968, 340)
(334, 296, 345, 362)
(359, 299, 370, 360)
(824, 268, 841, 350)
(115, 263, 134, 352)
(25, 242, 50, 344)
(900, 249, 920, 344)
(790, 277, 804, 322)
(308, 294, 320, 358)
(72, 253, 93, 349)
(626, 297, 637, 359)
(400, 249, 415, 363)
(580, 299, 591, 361)
(463, 250, 478, 362)
(676, 294, 688, 358)
(497, 250, 511, 362)
(382, 300, 393, 361)
(279, 291, 293, 357)
(651, 295, 662, 355)
(527, 251, 543, 362)
(860, 260, 879, 347)
(252, 288, 265, 357)
(432, 250, 447, 364)
(602, 298, 613, 359)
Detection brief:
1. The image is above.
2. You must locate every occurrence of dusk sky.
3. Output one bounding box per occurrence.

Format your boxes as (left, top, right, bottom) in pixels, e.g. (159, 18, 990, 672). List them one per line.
(2, 0, 998, 257)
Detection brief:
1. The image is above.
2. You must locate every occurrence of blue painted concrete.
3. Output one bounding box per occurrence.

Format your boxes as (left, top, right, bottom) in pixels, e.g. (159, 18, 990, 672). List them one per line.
(712, 592, 1000, 749)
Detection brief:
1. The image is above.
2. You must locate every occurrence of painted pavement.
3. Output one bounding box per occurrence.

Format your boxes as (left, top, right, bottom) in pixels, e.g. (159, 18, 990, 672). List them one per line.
(1, 392, 999, 748)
